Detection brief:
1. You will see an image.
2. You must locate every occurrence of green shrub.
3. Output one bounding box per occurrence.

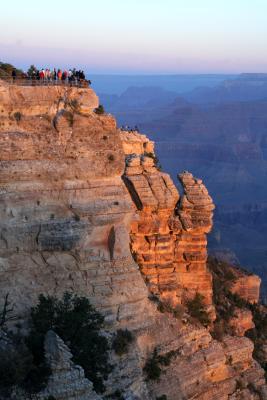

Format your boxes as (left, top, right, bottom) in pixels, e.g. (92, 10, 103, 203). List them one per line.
(112, 329, 134, 356)
(143, 348, 179, 381)
(156, 396, 168, 400)
(94, 105, 105, 115)
(227, 292, 248, 309)
(143, 349, 162, 381)
(186, 293, 210, 326)
(28, 292, 112, 393)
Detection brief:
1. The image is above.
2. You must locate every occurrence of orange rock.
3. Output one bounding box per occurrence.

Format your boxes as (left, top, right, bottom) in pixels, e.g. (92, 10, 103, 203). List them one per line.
(121, 134, 215, 315)
(228, 308, 255, 336)
(230, 274, 261, 304)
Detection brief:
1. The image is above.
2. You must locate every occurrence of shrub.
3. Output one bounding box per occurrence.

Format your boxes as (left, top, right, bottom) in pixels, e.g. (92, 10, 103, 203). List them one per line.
(143, 348, 179, 381)
(0, 338, 34, 397)
(0, 294, 48, 397)
(13, 111, 22, 122)
(186, 293, 210, 326)
(227, 291, 249, 309)
(73, 213, 80, 222)
(108, 153, 115, 162)
(28, 292, 112, 393)
(150, 295, 184, 320)
(104, 389, 124, 399)
(0, 330, 50, 397)
(156, 396, 168, 400)
(112, 329, 134, 356)
(144, 151, 162, 170)
(224, 269, 236, 281)
(94, 105, 105, 115)
(143, 349, 162, 381)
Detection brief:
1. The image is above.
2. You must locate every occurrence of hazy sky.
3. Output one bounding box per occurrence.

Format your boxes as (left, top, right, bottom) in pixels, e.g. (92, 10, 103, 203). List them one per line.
(1, 0, 267, 73)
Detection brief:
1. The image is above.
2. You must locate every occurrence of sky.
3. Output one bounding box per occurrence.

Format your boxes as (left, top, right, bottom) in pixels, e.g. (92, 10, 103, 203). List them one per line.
(0, 0, 267, 74)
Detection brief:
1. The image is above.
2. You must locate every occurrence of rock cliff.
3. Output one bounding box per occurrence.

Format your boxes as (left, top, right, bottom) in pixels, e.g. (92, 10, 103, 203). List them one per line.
(123, 148, 215, 312)
(40, 330, 101, 400)
(0, 81, 266, 400)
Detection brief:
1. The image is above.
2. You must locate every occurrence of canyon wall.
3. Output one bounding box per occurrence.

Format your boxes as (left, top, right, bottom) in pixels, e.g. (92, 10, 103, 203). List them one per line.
(0, 81, 266, 400)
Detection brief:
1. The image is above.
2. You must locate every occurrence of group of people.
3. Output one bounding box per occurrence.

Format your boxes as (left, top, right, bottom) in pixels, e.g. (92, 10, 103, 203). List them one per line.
(120, 125, 140, 132)
(12, 67, 90, 85)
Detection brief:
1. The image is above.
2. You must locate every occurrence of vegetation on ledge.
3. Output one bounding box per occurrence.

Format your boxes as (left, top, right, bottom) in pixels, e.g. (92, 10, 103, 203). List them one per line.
(0, 292, 112, 396)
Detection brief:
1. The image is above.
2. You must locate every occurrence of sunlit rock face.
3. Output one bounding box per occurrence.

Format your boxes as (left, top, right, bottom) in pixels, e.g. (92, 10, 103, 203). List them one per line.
(0, 82, 266, 400)
(230, 274, 261, 304)
(121, 131, 215, 315)
(0, 80, 99, 116)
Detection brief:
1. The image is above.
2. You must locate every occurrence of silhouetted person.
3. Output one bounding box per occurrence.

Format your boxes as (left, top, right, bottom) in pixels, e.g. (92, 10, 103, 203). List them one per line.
(12, 69, 17, 81)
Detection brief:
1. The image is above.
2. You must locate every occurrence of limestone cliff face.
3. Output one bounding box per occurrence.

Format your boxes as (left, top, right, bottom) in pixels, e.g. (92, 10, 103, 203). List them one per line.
(0, 82, 266, 400)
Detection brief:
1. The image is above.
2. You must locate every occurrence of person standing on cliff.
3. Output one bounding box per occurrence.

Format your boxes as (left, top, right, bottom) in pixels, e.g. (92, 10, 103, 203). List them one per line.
(12, 69, 16, 81)
(68, 69, 73, 83)
(57, 69, 62, 81)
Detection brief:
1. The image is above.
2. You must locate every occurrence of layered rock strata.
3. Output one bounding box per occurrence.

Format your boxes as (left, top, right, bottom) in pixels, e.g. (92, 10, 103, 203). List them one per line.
(122, 138, 215, 312)
(0, 82, 266, 400)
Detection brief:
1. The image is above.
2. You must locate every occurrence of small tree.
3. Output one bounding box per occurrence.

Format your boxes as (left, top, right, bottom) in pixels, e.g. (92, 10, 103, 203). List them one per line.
(94, 104, 105, 115)
(28, 292, 112, 393)
(112, 329, 134, 356)
(187, 293, 210, 326)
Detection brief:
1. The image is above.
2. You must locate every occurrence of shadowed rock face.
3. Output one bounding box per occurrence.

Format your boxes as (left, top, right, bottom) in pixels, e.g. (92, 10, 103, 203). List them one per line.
(0, 82, 266, 400)
(40, 330, 101, 400)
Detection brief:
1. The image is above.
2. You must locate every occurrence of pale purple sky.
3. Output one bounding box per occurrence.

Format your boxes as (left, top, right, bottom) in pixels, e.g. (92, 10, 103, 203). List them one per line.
(1, 0, 267, 73)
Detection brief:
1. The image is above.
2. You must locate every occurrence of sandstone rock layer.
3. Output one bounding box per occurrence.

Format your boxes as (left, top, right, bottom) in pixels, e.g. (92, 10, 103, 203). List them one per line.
(121, 133, 215, 313)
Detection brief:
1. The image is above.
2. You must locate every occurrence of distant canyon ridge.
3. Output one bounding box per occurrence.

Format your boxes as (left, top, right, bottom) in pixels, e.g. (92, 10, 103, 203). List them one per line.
(98, 73, 267, 298)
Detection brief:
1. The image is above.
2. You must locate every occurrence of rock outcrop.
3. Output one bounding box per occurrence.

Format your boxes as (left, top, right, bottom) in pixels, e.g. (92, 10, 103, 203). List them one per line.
(40, 330, 100, 400)
(230, 273, 261, 304)
(122, 133, 215, 315)
(0, 81, 266, 400)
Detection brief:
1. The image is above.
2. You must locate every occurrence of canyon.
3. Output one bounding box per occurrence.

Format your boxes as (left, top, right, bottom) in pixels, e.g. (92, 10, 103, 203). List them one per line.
(0, 80, 266, 400)
(99, 75, 267, 298)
